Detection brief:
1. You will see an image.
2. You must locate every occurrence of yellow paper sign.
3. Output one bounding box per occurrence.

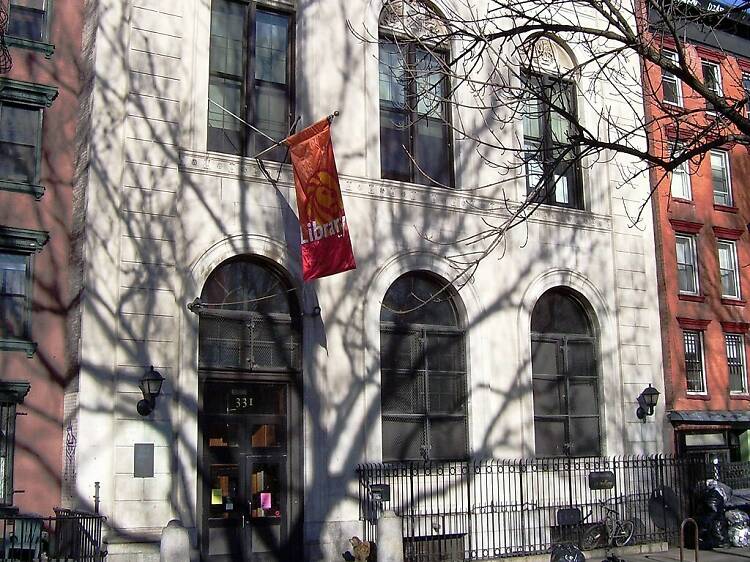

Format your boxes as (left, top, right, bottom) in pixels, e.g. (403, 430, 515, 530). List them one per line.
(211, 489, 222, 505)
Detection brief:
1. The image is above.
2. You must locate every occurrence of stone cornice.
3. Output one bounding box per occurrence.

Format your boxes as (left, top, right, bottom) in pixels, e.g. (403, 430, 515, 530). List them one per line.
(179, 150, 614, 232)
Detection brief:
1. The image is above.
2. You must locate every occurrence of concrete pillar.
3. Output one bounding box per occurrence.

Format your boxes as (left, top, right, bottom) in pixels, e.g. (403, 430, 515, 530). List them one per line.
(377, 509, 404, 562)
(160, 519, 190, 562)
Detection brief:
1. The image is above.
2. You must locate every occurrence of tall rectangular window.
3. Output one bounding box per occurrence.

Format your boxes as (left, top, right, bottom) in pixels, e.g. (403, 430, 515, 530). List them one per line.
(207, 1, 293, 162)
(744, 73, 750, 115)
(7, 0, 48, 43)
(717, 240, 740, 299)
(0, 227, 48, 357)
(0, 79, 57, 199)
(702, 60, 723, 112)
(662, 50, 683, 106)
(670, 143, 691, 200)
(726, 333, 748, 394)
(0, 383, 30, 507)
(676, 234, 699, 295)
(523, 74, 581, 209)
(711, 149, 732, 206)
(684, 330, 707, 394)
(379, 42, 453, 187)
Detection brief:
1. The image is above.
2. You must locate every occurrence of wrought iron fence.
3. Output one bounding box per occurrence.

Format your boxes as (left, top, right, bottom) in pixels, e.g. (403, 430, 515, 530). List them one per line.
(0, 508, 106, 561)
(357, 455, 711, 561)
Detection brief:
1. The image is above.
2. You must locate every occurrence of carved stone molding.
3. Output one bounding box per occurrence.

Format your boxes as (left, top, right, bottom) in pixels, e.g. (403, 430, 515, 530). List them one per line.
(379, 0, 448, 39)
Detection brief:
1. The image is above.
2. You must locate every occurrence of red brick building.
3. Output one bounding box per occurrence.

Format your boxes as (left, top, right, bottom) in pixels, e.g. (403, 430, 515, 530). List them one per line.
(0, 1, 83, 515)
(646, 6, 750, 462)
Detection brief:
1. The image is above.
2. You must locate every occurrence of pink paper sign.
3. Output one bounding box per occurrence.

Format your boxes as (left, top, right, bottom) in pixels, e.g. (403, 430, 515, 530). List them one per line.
(260, 492, 272, 510)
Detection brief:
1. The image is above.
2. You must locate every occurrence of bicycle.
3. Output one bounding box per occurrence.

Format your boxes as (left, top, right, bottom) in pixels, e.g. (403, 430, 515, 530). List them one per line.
(581, 499, 635, 550)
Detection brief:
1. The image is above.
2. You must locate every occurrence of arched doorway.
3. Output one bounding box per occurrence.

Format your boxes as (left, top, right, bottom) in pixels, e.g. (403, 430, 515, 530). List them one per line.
(194, 257, 302, 561)
(530, 287, 601, 457)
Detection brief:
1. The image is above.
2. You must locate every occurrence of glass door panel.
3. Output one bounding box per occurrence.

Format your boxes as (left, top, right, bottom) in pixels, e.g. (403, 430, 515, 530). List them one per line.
(245, 457, 286, 556)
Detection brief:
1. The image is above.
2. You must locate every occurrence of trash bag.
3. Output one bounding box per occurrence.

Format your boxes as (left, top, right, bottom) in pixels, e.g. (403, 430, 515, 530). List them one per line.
(710, 517, 729, 547)
(700, 488, 726, 514)
(729, 525, 750, 547)
(551, 543, 585, 562)
(706, 479, 733, 504)
(725, 509, 750, 527)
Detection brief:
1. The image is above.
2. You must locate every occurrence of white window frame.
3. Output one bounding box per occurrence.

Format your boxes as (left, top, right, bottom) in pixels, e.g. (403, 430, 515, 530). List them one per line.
(710, 149, 732, 207)
(684, 330, 707, 395)
(662, 50, 683, 106)
(669, 143, 691, 200)
(676, 234, 700, 295)
(702, 60, 723, 113)
(726, 333, 748, 395)
(717, 239, 741, 299)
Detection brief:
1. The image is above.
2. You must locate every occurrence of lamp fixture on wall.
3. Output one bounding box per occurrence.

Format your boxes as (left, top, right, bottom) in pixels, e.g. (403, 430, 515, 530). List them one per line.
(636, 384, 660, 422)
(137, 366, 164, 416)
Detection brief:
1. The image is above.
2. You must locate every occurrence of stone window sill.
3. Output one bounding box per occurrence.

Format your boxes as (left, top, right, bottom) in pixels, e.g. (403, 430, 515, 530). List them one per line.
(0, 339, 37, 358)
(5, 36, 55, 58)
(0, 179, 45, 200)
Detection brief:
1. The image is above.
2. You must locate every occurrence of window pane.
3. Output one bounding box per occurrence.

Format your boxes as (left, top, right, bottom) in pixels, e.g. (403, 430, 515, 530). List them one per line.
(381, 330, 421, 371)
(567, 341, 596, 376)
(569, 417, 601, 456)
(532, 377, 565, 416)
(684, 330, 706, 393)
(429, 418, 467, 459)
(534, 419, 566, 457)
(380, 108, 411, 182)
(550, 81, 573, 144)
(415, 117, 451, 187)
(252, 83, 289, 160)
(382, 417, 424, 461)
(379, 43, 407, 110)
(718, 241, 739, 298)
(670, 144, 691, 200)
(8, 0, 45, 42)
(523, 75, 543, 139)
(726, 334, 747, 394)
(380, 273, 459, 326)
(662, 51, 681, 105)
(531, 290, 592, 335)
(426, 333, 464, 373)
(531, 340, 560, 375)
(207, 78, 244, 154)
(676, 236, 698, 294)
(711, 151, 731, 206)
(569, 380, 598, 415)
(415, 49, 443, 117)
(255, 11, 288, 85)
(428, 373, 466, 414)
(525, 141, 544, 197)
(0, 105, 39, 184)
(702, 61, 722, 96)
(209, 0, 245, 78)
(382, 371, 425, 414)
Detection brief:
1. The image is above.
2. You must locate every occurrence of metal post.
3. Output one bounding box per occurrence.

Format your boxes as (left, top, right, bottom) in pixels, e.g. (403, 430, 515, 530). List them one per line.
(94, 481, 100, 514)
(679, 518, 699, 562)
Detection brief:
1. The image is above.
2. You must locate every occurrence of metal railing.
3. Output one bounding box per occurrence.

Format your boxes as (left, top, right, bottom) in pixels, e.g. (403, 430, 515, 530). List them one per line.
(357, 455, 710, 561)
(0, 509, 106, 561)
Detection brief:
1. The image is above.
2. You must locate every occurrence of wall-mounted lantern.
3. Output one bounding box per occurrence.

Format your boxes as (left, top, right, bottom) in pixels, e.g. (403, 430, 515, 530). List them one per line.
(137, 366, 164, 416)
(636, 384, 660, 422)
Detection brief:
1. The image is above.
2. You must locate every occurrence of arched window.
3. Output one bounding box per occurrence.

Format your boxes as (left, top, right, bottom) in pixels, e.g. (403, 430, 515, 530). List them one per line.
(378, 0, 453, 187)
(380, 272, 467, 461)
(531, 288, 600, 457)
(196, 258, 300, 372)
(521, 36, 582, 208)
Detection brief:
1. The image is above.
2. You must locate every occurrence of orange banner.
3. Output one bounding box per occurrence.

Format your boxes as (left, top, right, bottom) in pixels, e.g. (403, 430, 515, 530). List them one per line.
(285, 118, 356, 281)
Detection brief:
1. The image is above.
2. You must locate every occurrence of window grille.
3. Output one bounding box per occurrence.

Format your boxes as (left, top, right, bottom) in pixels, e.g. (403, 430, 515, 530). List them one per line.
(726, 333, 747, 394)
(684, 330, 706, 393)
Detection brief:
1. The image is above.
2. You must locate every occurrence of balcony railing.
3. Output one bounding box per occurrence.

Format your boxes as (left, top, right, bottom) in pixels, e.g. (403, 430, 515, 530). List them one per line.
(0, 508, 106, 562)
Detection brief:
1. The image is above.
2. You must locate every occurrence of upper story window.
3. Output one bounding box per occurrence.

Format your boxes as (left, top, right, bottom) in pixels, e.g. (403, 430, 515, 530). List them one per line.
(6, 0, 54, 56)
(676, 234, 699, 295)
(0, 226, 48, 357)
(702, 60, 723, 113)
(380, 272, 467, 461)
(207, 0, 293, 162)
(378, 0, 453, 188)
(743, 73, 750, 115)
(669, 143, 691, 200)
(531, 288, 600, 457)
(710, 149, 732, 206)
(662, 50, 683, 106)
(717, 239, 740, 300)
(0, 78, 58, 199)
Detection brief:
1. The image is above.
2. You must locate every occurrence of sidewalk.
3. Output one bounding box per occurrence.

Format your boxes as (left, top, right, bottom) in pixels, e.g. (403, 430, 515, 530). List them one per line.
(627, 547, 750, 562)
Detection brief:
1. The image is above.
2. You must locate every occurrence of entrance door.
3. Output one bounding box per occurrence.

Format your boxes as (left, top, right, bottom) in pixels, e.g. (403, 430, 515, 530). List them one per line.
(202, 380, 300, 561)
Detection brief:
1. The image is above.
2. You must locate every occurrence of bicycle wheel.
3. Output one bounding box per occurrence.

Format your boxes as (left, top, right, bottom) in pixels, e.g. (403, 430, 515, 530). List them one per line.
(613, 520, 635, 547)
(582, 524, 606, 550)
